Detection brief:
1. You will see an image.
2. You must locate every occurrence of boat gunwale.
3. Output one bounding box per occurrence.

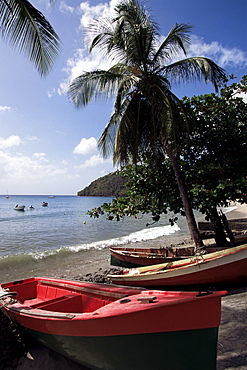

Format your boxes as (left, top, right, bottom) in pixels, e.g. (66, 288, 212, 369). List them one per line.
(135, 244, 247, 273)
(4, 289, 226, 323)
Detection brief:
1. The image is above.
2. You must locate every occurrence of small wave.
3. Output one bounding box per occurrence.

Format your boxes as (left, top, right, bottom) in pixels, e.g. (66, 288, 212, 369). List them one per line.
(0, 223, 180, 263)
(68, 223, 180, 253)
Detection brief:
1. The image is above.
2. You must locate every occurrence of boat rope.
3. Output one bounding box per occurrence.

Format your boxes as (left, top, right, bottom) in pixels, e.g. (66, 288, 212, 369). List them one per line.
(0, 290, 18, 308)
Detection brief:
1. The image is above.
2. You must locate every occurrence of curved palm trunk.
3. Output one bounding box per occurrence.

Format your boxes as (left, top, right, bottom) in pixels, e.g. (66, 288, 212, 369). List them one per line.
(165, 145, 204, 250)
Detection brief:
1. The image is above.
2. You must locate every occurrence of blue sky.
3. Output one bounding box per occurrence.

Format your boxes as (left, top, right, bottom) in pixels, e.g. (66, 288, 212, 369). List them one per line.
(0, 0, 246, 195)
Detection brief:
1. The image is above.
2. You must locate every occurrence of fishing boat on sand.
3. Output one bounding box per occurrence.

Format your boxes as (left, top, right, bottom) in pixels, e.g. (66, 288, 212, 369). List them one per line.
(110, 245, 220, 268)
(0, 277, 226, 370)
(110, 234, 247, 268)
(108, 244, 247, 288)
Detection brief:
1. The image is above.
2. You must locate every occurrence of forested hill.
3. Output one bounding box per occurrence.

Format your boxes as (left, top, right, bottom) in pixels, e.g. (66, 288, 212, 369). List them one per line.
(77, 172, 127, 197)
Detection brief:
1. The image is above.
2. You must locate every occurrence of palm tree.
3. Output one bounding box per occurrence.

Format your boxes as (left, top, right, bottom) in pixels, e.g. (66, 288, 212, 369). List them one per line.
(68, 0, 226, 249)
(0, 0, 60, 76)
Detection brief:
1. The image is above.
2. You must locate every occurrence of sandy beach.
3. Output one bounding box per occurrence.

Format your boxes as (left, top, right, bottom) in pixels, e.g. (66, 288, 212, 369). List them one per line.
(2, 204, 247, 370)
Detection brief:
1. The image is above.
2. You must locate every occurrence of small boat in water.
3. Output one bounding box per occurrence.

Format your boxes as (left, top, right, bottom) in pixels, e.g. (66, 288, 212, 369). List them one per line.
(42, 202, 48, 206)
(0, 277, 226, 369)
(29, 205, 35, 210)
(108, 244, 247, 288)
(14, 204, 25, 211)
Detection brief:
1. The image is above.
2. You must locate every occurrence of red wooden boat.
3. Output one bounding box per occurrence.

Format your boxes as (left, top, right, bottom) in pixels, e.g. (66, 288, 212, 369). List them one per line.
(108, 244, 247, 288)
(110, 235, 247, 268)
(0, 277, 226, 369)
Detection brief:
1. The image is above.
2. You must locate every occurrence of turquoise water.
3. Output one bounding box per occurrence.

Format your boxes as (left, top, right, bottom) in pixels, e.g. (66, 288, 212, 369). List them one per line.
(0, 195, 196, 283)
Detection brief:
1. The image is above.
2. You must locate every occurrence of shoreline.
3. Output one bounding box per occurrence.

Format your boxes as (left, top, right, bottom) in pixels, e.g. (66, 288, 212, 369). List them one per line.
(1, 203, 247, 369)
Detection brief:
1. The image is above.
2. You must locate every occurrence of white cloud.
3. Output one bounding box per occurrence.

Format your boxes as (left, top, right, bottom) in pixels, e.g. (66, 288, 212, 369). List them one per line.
(60, 46, 113, 95)
(0, 106, 11, 112)
(33, 152, 46, 158)
(0, 135, 22, 149)
(47, 88, 56, 98)
(26, 135, 38, 141)
(73, 137, 98, 155)
(33, 152, 48, 162)
(0, 151, 67, 182)
(78, 154, 105, 168)
(188, 35, 247, 68)
(79, 0, 119, 29)
(59, 0, 120, 95)
(59, 1, 76, 14)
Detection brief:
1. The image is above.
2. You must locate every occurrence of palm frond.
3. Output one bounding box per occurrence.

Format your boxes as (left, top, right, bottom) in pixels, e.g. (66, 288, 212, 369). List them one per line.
(68, 68, 128, 107)
(89, 18, 114, 53)
(153, 23, 192, 65)
(0, 0, 60, 76)
(163, 57, 226, 92)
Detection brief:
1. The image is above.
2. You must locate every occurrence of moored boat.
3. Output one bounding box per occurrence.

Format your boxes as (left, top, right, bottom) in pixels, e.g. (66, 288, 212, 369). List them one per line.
(0, 277, 226, 370)
(108, 244, 247, 288)
(14, 205, 25, 211)
(42, 202, 48, 206)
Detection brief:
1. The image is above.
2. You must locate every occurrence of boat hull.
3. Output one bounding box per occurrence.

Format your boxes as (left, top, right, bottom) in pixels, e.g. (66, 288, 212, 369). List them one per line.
(109, 246, 228, 268)
(0, 277, 226, 369)
(22, 326, 219, 370)
(14, 205, 25, 211)
(110, 235, 247, 268)
(109, 244, 247, 287)
(110, 246, 195, 268)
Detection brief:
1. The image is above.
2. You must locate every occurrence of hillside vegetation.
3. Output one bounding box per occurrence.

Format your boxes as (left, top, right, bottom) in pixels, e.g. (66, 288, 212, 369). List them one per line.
(77, 172, 127, 197)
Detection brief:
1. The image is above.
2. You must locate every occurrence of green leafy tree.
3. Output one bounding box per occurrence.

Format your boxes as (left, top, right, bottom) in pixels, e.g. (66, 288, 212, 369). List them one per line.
(0, 0, 60, 76)
(89, 76, 247, 246)
(68, 0, 225, 249)
(87, 160, 182, 225)
(182, 75, 247, 244)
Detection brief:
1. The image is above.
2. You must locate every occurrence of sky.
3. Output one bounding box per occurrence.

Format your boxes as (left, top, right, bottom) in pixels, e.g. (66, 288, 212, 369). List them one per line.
(0, 0, 246, 195)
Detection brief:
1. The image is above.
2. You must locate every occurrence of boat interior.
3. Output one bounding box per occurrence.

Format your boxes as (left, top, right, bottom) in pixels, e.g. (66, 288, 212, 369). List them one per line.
(3, 279, 116, 314)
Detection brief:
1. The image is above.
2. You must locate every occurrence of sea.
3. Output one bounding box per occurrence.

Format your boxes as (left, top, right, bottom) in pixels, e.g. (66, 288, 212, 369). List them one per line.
(0, 194, 207, 284)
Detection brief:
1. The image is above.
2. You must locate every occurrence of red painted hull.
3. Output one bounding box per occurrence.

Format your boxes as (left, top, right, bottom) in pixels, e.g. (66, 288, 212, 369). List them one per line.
(109, 244, 247, 287)
(0, 277, 224, 335)
(0, 277, 226, 369)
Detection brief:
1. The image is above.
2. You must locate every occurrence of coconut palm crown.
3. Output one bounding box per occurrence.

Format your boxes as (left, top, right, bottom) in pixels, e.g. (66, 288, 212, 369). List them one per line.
(0, 0, 60, 76)
(68, 0, 226, 248)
